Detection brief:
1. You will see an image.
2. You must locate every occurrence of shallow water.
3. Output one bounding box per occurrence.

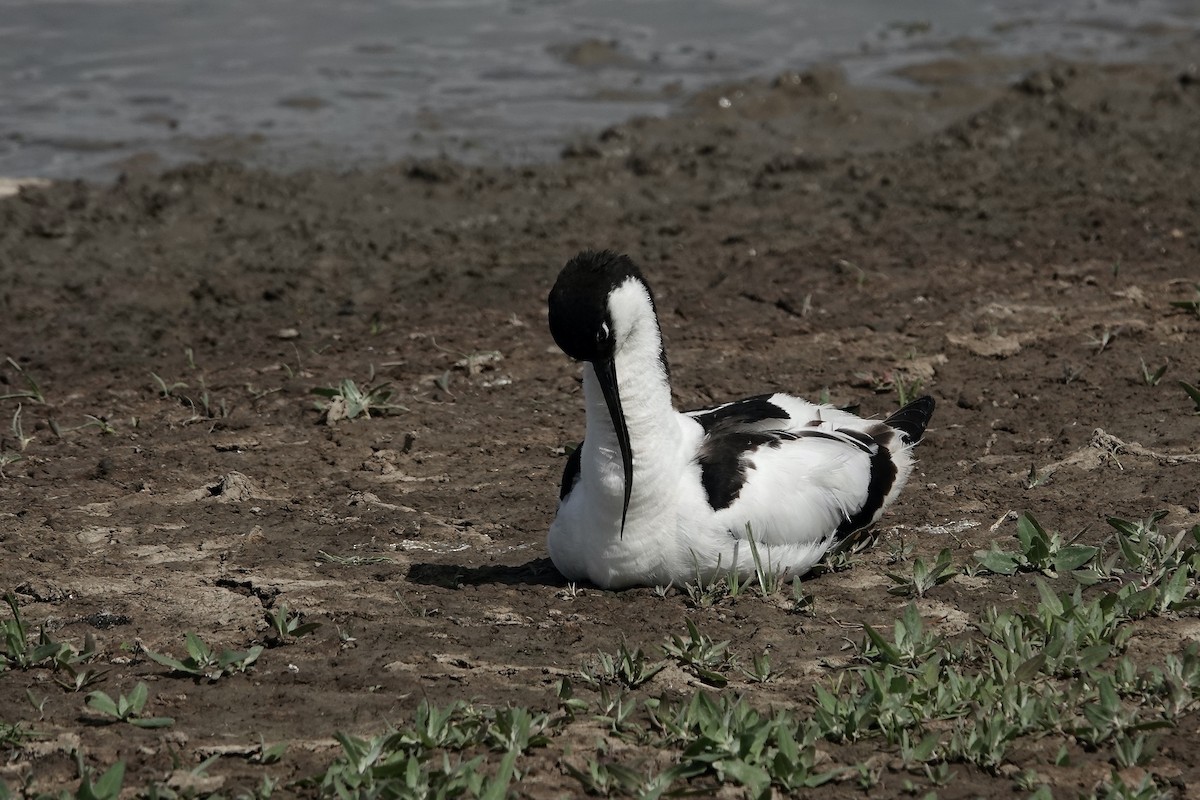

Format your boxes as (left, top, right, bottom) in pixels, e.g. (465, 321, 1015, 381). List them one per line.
(1, 0, 1196, 180)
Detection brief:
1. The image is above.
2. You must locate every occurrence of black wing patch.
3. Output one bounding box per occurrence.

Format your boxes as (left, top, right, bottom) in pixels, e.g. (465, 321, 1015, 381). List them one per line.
(559, 442, 583, 501)
(697, 430, 791, 511)
(833, 440, 897, 542)
(691, 396, 796, 511)
(690, 394, 789, 434)
(696, 427, 875, 511)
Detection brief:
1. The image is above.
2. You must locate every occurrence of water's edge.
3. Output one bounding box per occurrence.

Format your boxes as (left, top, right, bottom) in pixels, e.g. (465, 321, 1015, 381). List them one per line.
(1, 0, 1197, 182)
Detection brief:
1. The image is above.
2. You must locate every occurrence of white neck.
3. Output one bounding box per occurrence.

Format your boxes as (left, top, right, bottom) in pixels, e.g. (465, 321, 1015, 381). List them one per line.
(579, 279, 680, 527)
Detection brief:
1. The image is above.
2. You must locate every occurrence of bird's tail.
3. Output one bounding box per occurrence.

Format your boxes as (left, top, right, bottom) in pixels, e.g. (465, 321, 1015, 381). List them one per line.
(884, 396, 935, 445)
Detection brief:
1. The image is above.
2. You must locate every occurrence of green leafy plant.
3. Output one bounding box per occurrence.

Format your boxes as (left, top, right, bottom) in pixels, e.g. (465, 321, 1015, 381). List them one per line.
(662, 618, 735, 687)
(1084, 512, 1200, 614)
(265, 603, 321, 645)
(0, 720, 43, 750)
(56, 662, 109, 693)
(745, 530, 786, 596)
(886, 548, 957, 597)
(580, 641, 666, 689)
(680, 558, 730, 609)
(974, 513, 1098, 578)
(144, 633, 263, 681)
(739, 650, 776, 684)
(860, 603, 941, 667)
(312, 376, 407, 422)
(790, 577, 815, 616)
(564, 756, 668, 797)
(1, 592, 82, 671)
(84, 682, 174, 728)
(72, 758, 126, 800)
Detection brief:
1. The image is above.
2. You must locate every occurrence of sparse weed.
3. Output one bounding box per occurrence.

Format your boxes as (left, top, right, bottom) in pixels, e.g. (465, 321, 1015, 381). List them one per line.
(312, 373, 407, 423)
(662, 618, 735, 687)
(1083, 512, 1200, 614)
(859, 603, 940, 667)
(564, 756, 670, 797)
(739, 650, 776, 683)
(144, 632, 263, 681)
(887, 537, 915, 564)
(49, 414, 117, 439)
(70, 758, 126, 800)
(649, 691, 837, 794)
(483, 707, 551, 753)
(253, 738, 288, 766)
(189, 387, 230, 420)
(1087, 327, 1118, 354)
(886, 548, 956, 597)
(811, 674, 877, 743)
(2, 592, 95, 672)
(1024, 462, 1052, 489)
(592, 685, 638, 733)
(746, 533, 786, 597)
(1138, 358, 1169, 386)
(680, 560, 729, 609)
(0, 720, 42, 750)
(0, 358, 46, 404)
(1180, 379, 1200, 413)
(974, 512, 1098, 578)
(431, 339, 504, 377)
(1168, 283, 1200, 317)
(10, 405, 34, 451)
(1111, 730, 1159, 769)
(580, 640, 666, 689)
(1091, 769, 1173, 800)
(149, 371, 188, 398)
(811, 546, 857, 576)
(896, 729, 940, 770)
(946, 712, 1018, 772)
(894, 372, 925, 407)
(0, 450, 22, 475)
(25, 689, 47, 717)
(790, 578, 816, 615)
(304, 699, 524, 800)
(84, 682, 174, 728)
(56, 662, 109, 693)
(264, 603, 321, 645)
(1061, 362, 1085, 384)
(554, 677, 589, 719)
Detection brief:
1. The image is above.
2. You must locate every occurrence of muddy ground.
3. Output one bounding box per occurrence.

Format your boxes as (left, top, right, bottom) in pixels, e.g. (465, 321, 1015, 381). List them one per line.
(1, 51, 1199, 798)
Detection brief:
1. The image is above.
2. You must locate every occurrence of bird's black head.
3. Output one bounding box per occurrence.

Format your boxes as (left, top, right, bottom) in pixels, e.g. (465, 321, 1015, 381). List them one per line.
(548, 250, 648, 363)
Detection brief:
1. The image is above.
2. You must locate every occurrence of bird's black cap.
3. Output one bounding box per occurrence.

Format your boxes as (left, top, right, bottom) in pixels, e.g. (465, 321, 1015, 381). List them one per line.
(548, 250, 648, 362)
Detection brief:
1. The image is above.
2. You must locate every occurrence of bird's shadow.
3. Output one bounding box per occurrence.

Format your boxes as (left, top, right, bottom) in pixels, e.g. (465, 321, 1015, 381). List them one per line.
(406, 557, 567, 589)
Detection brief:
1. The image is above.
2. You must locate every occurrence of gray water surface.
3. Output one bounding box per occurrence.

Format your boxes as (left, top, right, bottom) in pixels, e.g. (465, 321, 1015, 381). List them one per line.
(1, 0, 1197, 181)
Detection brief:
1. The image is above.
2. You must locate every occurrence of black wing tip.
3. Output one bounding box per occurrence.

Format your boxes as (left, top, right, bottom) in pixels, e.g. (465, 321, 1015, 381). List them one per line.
(885, 395, 935, 445)
(558, 443, 583, 501)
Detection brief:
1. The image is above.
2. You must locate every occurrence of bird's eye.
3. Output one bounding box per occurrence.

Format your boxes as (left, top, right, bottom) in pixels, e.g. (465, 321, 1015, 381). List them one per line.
(596, 323, 610, 344)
